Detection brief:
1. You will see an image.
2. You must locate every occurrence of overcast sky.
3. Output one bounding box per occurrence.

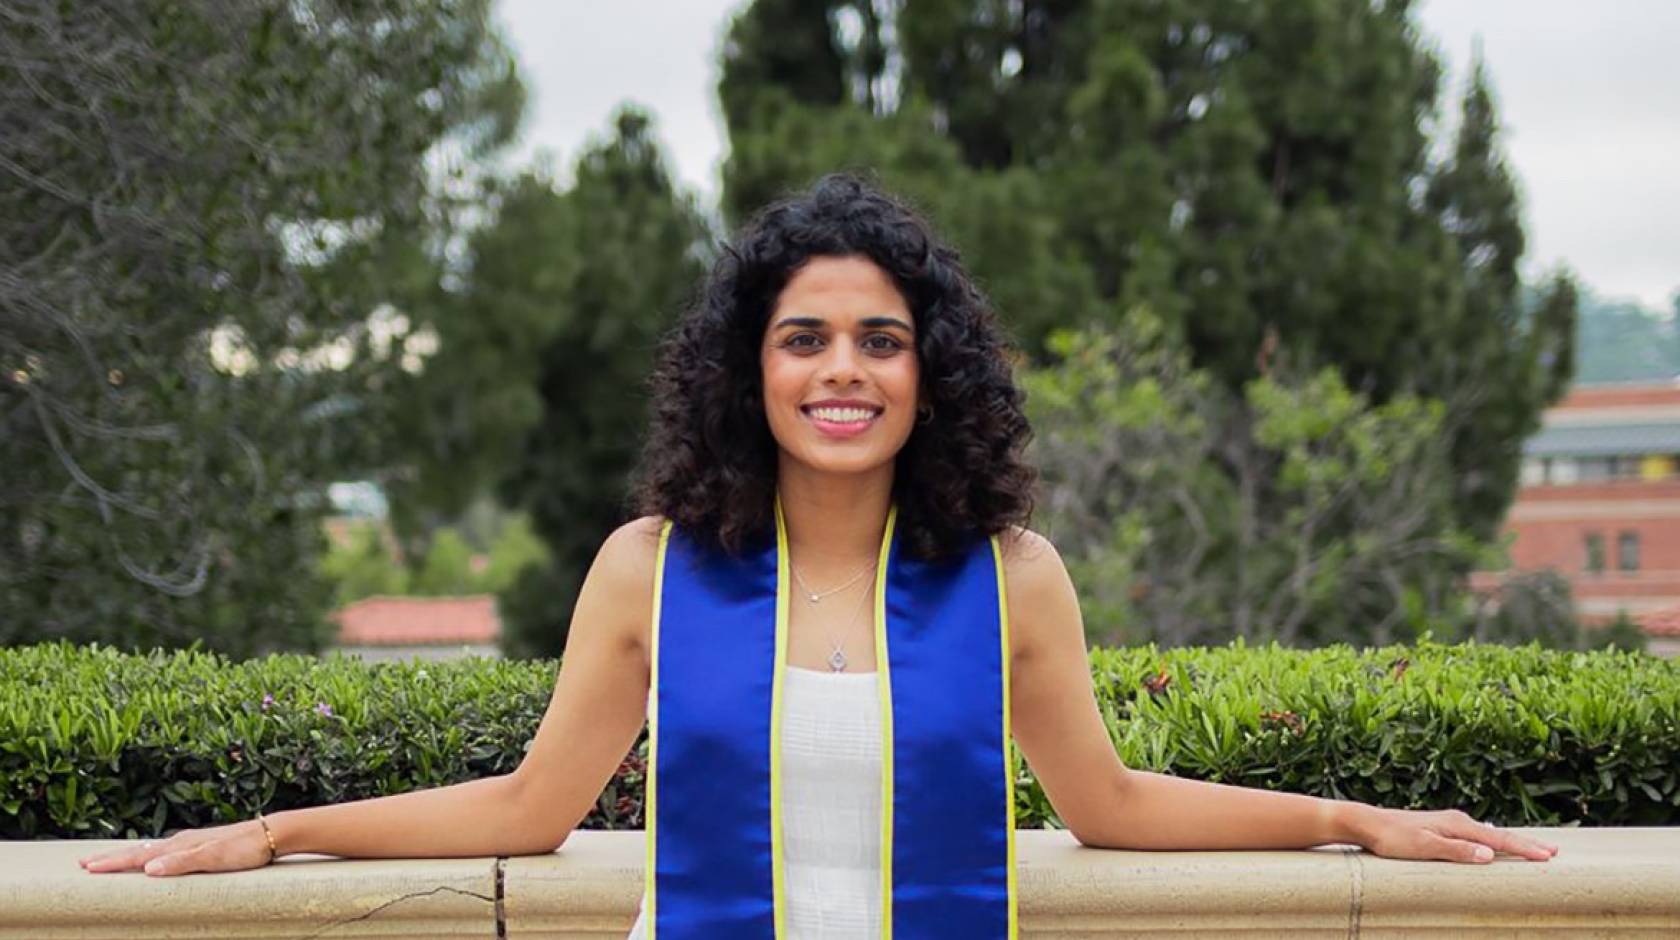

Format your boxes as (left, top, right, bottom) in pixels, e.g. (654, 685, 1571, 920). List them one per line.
(495, 1, 1678, 311)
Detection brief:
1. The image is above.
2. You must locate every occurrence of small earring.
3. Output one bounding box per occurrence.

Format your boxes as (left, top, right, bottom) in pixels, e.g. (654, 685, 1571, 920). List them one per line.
(917, 404, 934, 425)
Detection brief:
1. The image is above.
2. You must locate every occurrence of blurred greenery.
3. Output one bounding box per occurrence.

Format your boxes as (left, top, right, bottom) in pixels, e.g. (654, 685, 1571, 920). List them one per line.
(317, 513, 549, 607)
(1570, 289, 1680, 383)
(714, 0, 1588, 649)
(8, 0, 1664, 658)
(1, 0, 523, 657)
(1026, 316, 1470, 646)
(473, 111, 712, 659)
(318, 527, 409, 608)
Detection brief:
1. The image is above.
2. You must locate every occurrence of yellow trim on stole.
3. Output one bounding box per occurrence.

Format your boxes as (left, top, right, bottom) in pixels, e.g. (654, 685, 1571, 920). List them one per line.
(873, 507, 900, 939)
(991, 535, 1020, 939)
(771, 499, 791, 938)
(646, 520, 673, 938)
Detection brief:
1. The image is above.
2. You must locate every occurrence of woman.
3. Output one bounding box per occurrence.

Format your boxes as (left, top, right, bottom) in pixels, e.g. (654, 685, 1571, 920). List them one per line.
(78, 173, 1557, 936)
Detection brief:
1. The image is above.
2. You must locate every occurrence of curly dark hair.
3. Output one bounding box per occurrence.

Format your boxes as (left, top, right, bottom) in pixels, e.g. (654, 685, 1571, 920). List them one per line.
(629, 172, 1036, 560)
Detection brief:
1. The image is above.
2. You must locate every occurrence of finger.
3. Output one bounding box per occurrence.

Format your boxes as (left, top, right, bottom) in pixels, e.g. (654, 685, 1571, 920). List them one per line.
(1420, 831, 1494, 864)
(144, 845, 202, 878)
(1447, 819, 1557, 862)
(1485, 825, 1559, 866)
(83, 846, 157, 873)
(81, 854, 135, 872)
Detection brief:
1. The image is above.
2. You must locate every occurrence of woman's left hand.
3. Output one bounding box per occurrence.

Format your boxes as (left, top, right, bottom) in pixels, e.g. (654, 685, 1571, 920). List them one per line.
(1348, 805, 1559, 863)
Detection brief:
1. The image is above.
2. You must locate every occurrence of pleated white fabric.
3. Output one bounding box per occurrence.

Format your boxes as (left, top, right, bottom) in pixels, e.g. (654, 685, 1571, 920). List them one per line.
(627, 665, 884, 939)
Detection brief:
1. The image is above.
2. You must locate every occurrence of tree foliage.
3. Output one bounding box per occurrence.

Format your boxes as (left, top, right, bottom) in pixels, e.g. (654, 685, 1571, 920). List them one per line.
(7, 0, 1610, 655)
(318, 525, 409, 608)
(0, 1, 521, 655)
(1027, 317, 1475, 646)
(317, 514, 548, 607)
(1570, 289, 1680, 383)
(434, 109, 712, 659)
(716, 0, 1581, 641)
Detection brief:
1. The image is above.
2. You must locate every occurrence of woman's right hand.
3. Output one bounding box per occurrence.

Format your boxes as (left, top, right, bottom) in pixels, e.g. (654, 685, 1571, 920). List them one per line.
(77, 818, 275, 877)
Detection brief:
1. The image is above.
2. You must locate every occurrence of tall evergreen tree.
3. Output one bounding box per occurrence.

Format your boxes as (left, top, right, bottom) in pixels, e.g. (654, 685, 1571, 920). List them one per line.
(896, 0, 1098, 170)
(718, 3, 1101, 352)
(1421, 55, 1576, 537)
(716, 0, 1577, 546)
(718, 0, 901, 225)
(476, 109, 712, 659)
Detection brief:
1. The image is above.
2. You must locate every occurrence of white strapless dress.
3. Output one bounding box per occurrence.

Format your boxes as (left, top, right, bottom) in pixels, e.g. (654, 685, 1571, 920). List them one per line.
(626, 665, 883, 938)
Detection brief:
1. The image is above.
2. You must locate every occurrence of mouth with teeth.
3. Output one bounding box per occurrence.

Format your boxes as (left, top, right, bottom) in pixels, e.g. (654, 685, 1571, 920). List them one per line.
(800, 402, 884, 439)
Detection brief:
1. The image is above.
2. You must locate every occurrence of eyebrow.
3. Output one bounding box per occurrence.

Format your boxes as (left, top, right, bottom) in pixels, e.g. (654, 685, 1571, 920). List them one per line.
(770, 315, 915, 333)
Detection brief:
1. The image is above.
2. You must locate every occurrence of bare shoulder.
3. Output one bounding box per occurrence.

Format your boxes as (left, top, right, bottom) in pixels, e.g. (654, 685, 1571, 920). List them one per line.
(997, 525, 1066, 592)
(579, 515, 667, 660)
(995, 525, 1079, 661)
(597, 514, 667, 577)
(998, 523, 1056, 556)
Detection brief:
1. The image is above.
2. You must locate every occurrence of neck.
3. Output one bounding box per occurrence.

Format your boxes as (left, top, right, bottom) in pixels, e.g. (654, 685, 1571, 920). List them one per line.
(776, 455, 894, 568)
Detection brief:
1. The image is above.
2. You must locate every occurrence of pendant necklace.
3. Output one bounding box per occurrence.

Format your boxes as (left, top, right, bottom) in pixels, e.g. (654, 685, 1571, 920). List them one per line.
(791, 556, 877, 672)
(790, 557, 875, 604)
(823, 576, 875, 672)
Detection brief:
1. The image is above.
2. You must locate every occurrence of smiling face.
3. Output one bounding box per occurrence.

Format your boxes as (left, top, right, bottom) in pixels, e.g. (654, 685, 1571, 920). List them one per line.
(760, 254, 920, 480)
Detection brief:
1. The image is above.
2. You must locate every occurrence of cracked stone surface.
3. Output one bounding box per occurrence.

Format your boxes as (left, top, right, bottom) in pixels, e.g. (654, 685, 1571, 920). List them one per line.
(505, 828, 1680, 938)
(296, 885, 497, 940)
(7, 827, 1679, 938)
(1, 840, 499, 938)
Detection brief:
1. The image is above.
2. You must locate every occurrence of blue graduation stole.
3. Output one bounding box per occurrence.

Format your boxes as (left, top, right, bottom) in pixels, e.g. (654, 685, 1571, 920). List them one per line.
(645, 501, 1019, 938)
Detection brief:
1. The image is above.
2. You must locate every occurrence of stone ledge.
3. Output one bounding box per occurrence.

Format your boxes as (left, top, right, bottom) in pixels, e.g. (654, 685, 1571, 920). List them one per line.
(0, 847, 498, 939)
(4, 828, 1677, 938)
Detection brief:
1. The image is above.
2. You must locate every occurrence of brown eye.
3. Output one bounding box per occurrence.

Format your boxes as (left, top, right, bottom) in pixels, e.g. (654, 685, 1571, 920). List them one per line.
(863, 334, 904, 353)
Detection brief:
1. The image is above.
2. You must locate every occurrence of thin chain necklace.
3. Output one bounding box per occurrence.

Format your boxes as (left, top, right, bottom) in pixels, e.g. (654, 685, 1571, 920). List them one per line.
(790, 556, 875, 604)
(789, 554, 877, 672)
(818, 576, 875, 672)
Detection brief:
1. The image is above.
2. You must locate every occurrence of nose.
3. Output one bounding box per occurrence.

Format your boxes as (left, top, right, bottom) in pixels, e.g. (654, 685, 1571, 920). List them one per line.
(817, 335, 865, 387)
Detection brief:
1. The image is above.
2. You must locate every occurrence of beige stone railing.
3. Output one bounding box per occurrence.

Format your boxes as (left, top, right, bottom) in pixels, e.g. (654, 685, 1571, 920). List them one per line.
(4, 828, 1677, 938)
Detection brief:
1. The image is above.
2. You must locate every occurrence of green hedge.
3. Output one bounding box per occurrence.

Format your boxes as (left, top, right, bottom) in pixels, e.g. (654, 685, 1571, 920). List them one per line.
(3, 639, 1676, 840)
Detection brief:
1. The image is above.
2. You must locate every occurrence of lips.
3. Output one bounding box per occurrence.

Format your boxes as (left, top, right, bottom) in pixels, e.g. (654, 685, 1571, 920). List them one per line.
(803, 405, 881, 421)
(800, 400, 883, 437)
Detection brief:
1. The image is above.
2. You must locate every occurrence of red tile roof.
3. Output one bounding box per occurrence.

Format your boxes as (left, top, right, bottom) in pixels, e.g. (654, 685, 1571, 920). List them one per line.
(332, 595, 500, 646)
(1551, 382, 1680, 411)
(1639, 606, 1680, 637)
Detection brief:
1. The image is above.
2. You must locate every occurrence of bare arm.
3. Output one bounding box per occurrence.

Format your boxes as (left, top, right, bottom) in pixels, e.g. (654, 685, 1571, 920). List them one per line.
(1001, 523, 1370, 849)
(267, 775, 540, 858)
(500, 515, 661, 851)
(1001, 528, 1131, 846)
(270, 515, 661, 859)
(1001, 529, 1342, 850)
(1001, 528, 1556, 863)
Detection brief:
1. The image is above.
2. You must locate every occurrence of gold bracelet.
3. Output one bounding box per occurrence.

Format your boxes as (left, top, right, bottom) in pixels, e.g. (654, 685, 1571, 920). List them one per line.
(255, 811, 278, 863)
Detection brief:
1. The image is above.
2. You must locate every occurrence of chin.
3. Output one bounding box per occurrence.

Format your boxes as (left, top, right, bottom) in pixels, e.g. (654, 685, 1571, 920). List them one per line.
(782, 440, 903, 477)
(803, 452, 895, 476)
(768, 410, 913, 477)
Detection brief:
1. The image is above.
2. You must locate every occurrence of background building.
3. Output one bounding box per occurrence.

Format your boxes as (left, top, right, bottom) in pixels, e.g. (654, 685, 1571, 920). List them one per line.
(1489, 382, 1680, 655)
(329, 595, 503, 663)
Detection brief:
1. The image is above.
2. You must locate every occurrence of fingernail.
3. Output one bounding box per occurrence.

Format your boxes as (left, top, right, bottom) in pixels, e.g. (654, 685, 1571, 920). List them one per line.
(144, 861, 162, 875)
(1474, 846, 1493, 861)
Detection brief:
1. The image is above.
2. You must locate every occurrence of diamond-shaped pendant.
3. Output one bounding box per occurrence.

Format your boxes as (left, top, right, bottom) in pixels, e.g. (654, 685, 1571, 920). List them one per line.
(827, 647, 848, 672)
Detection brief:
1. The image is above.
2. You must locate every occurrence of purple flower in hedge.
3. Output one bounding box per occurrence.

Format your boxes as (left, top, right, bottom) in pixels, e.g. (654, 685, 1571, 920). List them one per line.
(315, 702, 332, 717)
(260, 693, 275, 711)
